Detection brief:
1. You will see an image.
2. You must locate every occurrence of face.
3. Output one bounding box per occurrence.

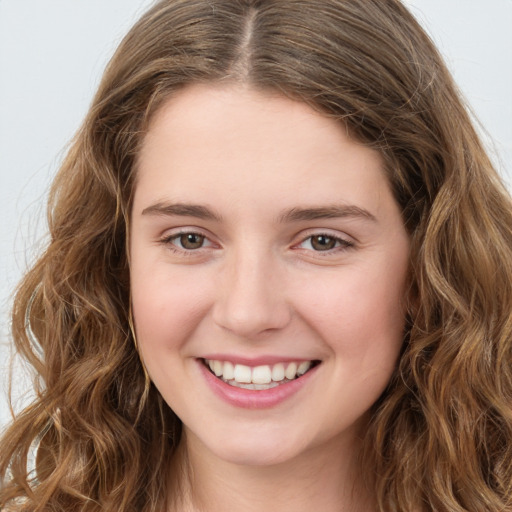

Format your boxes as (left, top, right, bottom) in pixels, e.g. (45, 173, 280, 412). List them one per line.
(130, 84, 410, 467)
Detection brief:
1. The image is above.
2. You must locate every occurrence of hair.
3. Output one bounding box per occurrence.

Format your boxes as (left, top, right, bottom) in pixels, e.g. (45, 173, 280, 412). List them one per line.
(1, 0, 511, 510)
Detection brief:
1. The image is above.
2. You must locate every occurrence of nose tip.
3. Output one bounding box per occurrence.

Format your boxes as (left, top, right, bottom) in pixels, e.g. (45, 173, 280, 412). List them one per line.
(212, 260, 291, 339)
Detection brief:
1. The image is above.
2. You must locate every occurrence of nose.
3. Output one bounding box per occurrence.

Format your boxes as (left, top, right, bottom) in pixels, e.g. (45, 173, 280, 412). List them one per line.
(212, 250, 292, 339)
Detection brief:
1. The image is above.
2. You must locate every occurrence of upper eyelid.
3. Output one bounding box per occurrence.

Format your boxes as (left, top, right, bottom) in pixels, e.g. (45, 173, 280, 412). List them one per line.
(159, 226, 214, 240)
(293, 228, 355, 244)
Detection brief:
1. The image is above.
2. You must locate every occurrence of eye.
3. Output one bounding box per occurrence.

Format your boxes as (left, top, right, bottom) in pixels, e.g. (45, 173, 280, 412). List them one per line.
(176, 233, 206, 250)
(298, 233, 353, 252)
(161, 231, 213, 251)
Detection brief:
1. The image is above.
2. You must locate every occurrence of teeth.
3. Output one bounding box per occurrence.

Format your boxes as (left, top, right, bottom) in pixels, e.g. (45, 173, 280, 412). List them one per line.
(285, 362, 298, 380)
(271, 363, 285, 382)
(297, 361, 310, 376)
(205, 359, 314, 386)
(234, 364, 252, 383)
(229, 381, 281, 390)
(252, 365, 272, 384)
(212, 360, 223, 376)
(223, 361, 234, 380)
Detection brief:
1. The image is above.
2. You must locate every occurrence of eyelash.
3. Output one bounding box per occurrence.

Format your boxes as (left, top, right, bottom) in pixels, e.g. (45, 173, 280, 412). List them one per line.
(159, 230, 355, 256)
(295, 233, 355, 253)
(160, 231, 213, 255)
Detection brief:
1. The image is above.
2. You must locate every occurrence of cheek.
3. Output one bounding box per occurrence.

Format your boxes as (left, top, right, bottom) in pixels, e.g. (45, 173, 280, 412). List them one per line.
(293, 258, 408, 372)
(130, 262, 213, 355)
(302, 267, 406, 332)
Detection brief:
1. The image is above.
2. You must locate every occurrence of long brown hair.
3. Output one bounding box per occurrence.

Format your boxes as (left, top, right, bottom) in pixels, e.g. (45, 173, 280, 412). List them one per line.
(1, 1, 511, 510)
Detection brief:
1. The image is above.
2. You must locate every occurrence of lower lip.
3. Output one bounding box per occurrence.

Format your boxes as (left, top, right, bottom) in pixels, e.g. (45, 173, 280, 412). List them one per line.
(198, 360, 320, 409)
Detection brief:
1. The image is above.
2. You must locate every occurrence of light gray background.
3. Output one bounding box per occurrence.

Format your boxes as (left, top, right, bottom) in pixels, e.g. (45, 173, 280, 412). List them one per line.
(1, 0, 511, 428)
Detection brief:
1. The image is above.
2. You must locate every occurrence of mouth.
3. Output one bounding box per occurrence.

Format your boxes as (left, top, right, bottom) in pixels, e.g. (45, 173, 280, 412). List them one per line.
(202, 358, 321, 390)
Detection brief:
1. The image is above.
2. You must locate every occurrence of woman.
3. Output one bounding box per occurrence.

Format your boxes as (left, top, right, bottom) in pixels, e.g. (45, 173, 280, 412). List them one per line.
(1, 1, 511, 511)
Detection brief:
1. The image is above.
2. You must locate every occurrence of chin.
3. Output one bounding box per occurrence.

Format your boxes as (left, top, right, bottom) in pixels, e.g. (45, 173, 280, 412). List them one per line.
(215, 444, 304, 467)
(190, 424, 312, 467)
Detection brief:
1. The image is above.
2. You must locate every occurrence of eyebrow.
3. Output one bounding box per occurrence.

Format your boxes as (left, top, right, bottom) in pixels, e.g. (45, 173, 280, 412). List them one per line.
(277, 205, 377, 223)
(141, 202, 223, 221)
(141, 201, 376, 223)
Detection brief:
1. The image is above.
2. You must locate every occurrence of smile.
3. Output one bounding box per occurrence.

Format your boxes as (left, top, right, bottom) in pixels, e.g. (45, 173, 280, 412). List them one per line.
(203, 358, 320, 390)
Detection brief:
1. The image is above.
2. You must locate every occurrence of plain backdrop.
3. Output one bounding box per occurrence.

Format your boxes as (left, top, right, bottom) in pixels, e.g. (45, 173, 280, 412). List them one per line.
(1, 0, 511, 428)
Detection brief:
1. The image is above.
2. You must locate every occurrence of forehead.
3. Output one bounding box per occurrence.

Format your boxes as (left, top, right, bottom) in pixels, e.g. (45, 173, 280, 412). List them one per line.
(134, 84, 396, 222)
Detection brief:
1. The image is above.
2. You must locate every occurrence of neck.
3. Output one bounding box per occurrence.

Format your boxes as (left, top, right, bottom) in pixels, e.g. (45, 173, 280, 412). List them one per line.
(167, 428, 376, 512)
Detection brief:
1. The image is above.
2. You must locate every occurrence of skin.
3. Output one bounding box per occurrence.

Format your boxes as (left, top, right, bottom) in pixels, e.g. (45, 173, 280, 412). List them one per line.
(130, 84, 411, 511)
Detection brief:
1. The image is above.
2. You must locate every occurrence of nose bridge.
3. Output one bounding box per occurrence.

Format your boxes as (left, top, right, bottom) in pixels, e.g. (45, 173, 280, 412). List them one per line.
(212, 244, 290, 338)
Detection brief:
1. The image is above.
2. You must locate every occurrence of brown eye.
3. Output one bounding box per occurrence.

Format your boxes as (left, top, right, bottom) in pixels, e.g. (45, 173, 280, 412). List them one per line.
(310, 235, 337, 251)
(178, 233, 205, 250)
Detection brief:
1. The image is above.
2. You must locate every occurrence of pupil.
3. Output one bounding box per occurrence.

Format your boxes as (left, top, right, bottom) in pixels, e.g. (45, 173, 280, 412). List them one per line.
(181, 233, 203, 249)
(312, 235, 335, 251)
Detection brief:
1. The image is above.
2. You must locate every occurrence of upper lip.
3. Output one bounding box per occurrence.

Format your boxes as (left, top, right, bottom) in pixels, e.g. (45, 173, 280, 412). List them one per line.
(200, 354, 320, 367)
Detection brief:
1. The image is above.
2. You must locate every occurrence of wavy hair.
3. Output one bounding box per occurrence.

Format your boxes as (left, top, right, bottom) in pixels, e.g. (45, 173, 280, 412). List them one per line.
(1, 1, 511, 510)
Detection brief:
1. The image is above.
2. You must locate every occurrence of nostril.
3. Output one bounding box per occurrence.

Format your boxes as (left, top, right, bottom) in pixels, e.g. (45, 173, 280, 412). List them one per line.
(211, 270, 292, 337)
